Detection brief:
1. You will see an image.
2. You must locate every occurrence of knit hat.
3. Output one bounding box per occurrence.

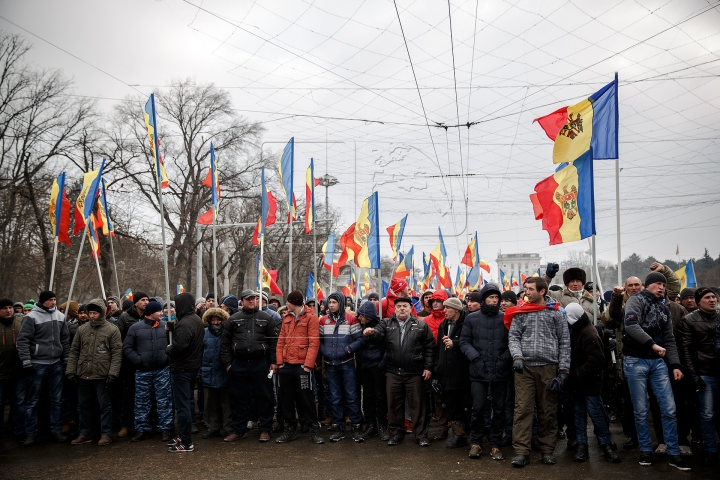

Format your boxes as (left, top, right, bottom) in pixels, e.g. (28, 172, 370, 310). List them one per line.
(357, 300, 380, 323)
(222, 295, 239, 314)
(0, 298, 13, 309)
(195, 297, 206, 306)
(133, 291, 149, 304)
(500, 291, 518, 305)
(443, 297, 464, 311)
(38, 290, 57, 305)
(23, 303, 34, 310)
(144, 300, 163, 317)
(679, 288, 696, 301)
(563, 268, 586, 286)
(61, 301, 79, 319)
(122, 299, 133, 311)
(367, 292, 380, 301)
(86, 302, 104, 314)
(565, 303, 585, 325)
(466, 291, 482, 303)
(480, 284, 501, 303)
(394, 296, 412, 306)
(261, 291, 270, 303)
(287, 290, 304, 306)
(694, 287, 715, 305)
(389, 278, 408, 295)
(206, 293, 215, 300)
(644, 272, 666, 288)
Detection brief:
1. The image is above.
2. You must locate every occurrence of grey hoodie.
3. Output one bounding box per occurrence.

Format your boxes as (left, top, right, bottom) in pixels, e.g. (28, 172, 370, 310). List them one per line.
(16, 303, 70, 366)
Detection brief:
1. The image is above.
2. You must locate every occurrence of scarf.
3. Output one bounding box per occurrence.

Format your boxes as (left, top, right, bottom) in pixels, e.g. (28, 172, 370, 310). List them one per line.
(502, 302, 561, 330)
(425, 308, 444, 342)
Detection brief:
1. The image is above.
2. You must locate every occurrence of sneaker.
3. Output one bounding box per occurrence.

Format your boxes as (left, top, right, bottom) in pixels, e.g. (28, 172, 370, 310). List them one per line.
(223, 433, 247, 442)
(361, 423, 378, 439)
(417, 438, 429, 447)
(638, 451, 653, 466)
(404, 419, 413, 433)
(166, 437, 182, 446)
(167, 442, 194, 452)
(23, 436, 35, 447)
(668, 455, 691, 472)
(655, 443, 667, 455)
(679, 445, 693, 456)
(490, 447, 504, 460)
(71, 435, 93, 445)
(351, 425, 364, 443)
(378, 425, 390, 442)
(330, 429, 345, 442)
(309, 432, 325, 444)
(275, 429, 298, 443)
(469, 444, 483, 458)
(259, 432, 271, 442)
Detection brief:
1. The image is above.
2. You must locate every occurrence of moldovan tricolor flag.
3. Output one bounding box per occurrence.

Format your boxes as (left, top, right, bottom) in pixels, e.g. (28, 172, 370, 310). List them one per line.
(674, 260, 697, 290)
(429, 227, 452, 288)
(306, 272, 324, 301)
(393, 245, 414, 279)
(386, 215, 407, 261)
(530, 150, 595, 245)
(198, 142, 221, 225)
(87, 214, 101, 259)
(277, 138, 294, 222)
(144, 94, 170, 189)
(256, 255, 283, 295)
(352, 192, 380, 269)
(534, 75, 618, 164)
(305, 159, 320, 233)
(48, 172, 71, 246)
(75, 159, 106, 225)
(252, 166, 278, 245)
(97, 179, 114, 237)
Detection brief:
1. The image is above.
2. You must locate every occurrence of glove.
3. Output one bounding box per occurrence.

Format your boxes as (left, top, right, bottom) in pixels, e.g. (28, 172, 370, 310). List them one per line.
(23, 364, 36, 377)
(106, 375, 117, 385)
(605, 338, 617, 351)
(694, 377, 706, 392)
(513, 358, 525, 374)
(546, 263, 560, 279)
(165, 321, 175, 332)
(558, 372, 569, 389)
(66, 373, 77, 384)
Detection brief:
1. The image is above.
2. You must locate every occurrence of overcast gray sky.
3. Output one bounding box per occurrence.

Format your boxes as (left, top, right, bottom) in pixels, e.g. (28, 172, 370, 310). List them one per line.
(3, 0, 719, 281)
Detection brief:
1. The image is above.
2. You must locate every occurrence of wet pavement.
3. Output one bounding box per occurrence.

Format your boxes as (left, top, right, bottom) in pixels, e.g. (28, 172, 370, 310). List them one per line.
(1, 420, 716, 479)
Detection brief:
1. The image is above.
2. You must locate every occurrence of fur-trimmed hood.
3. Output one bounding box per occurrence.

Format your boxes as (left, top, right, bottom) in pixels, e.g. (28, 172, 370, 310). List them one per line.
(202, 307, 229, 326)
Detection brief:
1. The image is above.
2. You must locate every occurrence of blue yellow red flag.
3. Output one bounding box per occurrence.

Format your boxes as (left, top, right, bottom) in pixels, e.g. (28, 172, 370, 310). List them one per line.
(87, 214, 101, 259)
(76, 159, 106, 223)
(499, 268, 510, 291)
(277, 138, 294, 221)
(176, 284, 185, 295)
(97, 178, 114, 237)
(461, 232, 480, 268)
(429, 227, 451, 288)
(123, 288, 133, 301)
(49, 172, 72, 246)
(393, 245, 414, 279)
(143, 94, 170, 188)
(256, 255, 283, 295)
(386, 215, 408, 261)
(467, 266, 480, 291)
(674, 260, 697, 290)
(305, 159, 316, 233)
(352, 192, 380, 269)
(322, 231, 335, 270)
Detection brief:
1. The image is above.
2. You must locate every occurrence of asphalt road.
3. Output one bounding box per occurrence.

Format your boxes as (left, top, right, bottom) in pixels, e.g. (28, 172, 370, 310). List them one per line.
(1, 421, 715, 479)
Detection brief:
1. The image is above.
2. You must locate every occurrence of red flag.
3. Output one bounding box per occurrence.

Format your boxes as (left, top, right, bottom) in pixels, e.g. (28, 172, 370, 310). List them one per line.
(198, 209, 214, 225)
(73, 204, 86, 236)
(533, 106, 568, 141)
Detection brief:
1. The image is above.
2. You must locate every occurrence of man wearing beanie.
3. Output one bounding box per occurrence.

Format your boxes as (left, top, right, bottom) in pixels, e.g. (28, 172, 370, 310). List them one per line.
(500, 291, 518, 312)
(106, 296, 122, 325)
(220, 295, 239, 316)
(677, 287, 719, 466)
(66, 298, 122, 446)
(319, 291, 364, 443)
(15, 291, 69, 446)
(460, 284, 510, 460)
(220, 290, 276, 443)
(123, 300, 174, 444)
(116, 291, 149, 438)
(364, 296, 435, 447)
(623, 272, 690, 471)
(275, 291, 324, 444)
(0, 298, 24, 441)
(356, 300, 388, 441)
(678, 288, 698, 315)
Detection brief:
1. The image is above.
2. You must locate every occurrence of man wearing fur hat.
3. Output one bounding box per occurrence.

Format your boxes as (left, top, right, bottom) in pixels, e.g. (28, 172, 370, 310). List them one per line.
(544, 264, 596, 322)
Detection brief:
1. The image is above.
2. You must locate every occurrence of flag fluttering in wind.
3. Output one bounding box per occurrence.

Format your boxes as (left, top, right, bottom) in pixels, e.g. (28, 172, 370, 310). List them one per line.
(277, 138, 294, 222)
(305, 159, 320, 233)
(143, 94, 170, 189)
(466, 266, 481, 291)
(198, 142, 221, 225)
(455, 267, 466, 297)
(76, 159, 106, 224)
(251, 166, 278, 245)
(520, 272, 527, 285)
(48, 172, 71, 246)
(361, 270, 373, 297)
(393, 246, 414, 279)
(429, 227, 452, 288)
(341, 269, 357, 298)
(176, 284, 185, 295)
(499, 268, 511, 291)
(322, 231, 337, 274)
(87, 214, 101, 259)
(352, 192, 381, 269)
(533, 76, 618, 164)
(96, 179, 114, 237)
(387, 215, 407, 261)
(123, 288, 133, 301)
(461, 233, 480, 268)
(511, 272, 519, 287)
(306, 272, 324, 301)
(256, 255, 283, 295)
(675, 260, 697, 290)
(529, 150, 595, 245)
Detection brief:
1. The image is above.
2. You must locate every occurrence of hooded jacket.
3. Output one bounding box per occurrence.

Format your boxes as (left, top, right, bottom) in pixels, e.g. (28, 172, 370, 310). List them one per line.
(123, 313, 169, 372)
(459, 284, 512, 383)
(424, 290, 449, 342)
(567, 313, 605, 396)
(201, 308, 230, 389)
(166, 293, 205, 372)
(0, 313, 23, 379)
(622, 289, 680, 369)
(368, 314, 435, 376)
(66, 298, 123, 380)
(356, 301, 384, 370)
(220, 303, 276, 368)
(16, 303, 70, 367)
(319, 292, 363, 365)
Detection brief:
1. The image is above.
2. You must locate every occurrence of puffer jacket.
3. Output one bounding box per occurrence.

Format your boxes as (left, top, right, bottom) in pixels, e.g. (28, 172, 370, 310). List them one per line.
(277, 306, 320, 369)
(567, 313, 605, 396)
(201, 308, 229, 389)
(0, 313, 23, 379)
(220, 305, 276, 368)
(677, 308, 719, 382)
(368, 315, 435, 376)
(166, 293, 204, 372)
(16, 303, 70, 367)
(66, 298, 123, 380)
(622, 289, 680, 369)
(356, 301, 384, 370)
(435, 310, 470, 390)
(460, 285, 512, 383)
(123, 317, 169, 371)
(319, 293, 363, 365)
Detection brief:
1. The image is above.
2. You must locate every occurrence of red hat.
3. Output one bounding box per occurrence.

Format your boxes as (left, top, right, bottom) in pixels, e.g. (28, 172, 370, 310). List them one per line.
(389, 278, 408, 295)
(429, 290, 449, 302)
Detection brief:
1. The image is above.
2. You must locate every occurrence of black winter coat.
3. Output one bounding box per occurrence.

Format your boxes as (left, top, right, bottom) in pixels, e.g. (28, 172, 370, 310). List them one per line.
(459, 307, 511, 382)
(678, 309, 719, 381)
(123, 319, 169, 371)
(166, 293, 205, 372)
(369, 315, 434, 376)
(117, 307, 141, 342)
(356, 317, 385, 370)
(220, 307, 276, 367)
(435, 311, 470, 390)
(568, 314, 605, 396)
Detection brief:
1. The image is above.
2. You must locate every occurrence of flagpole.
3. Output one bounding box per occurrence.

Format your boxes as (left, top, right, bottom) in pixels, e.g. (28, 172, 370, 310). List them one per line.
(212, 209, 218, 301)
(288, 218, 293, 292)
(591, 234, 598, 326)
(108, 235, 121, 299)
(49, 237, 59, 290)
(65, 224, 88, 321)
(313, 223, 318, 315)
(196, 226, 203, 299)
(155, 166, 172, 344)
(259, 231, 265, 301)
(614, 72, 622, 287)
(92, 250, 107, 300)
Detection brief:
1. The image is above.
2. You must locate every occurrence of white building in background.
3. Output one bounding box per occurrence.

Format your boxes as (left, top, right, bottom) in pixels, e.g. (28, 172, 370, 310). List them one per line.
(496, 252, 543, 286)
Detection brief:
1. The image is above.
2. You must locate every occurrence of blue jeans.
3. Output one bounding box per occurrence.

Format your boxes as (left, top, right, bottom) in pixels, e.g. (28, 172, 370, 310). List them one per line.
(573, 393, 612, 445)
(624, 356, 679, 455)
(698, 375, 719, 453)
(171, 370, 197, 444)
(134, 366, 174, 432)
(23, 362, 64, 436)
(0, 378, 25, 437)
(325, 361, 361, 428)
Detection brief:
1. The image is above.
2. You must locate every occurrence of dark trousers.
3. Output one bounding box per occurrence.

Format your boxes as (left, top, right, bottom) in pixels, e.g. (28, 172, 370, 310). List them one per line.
(443, 387, 472, 425)
(386, 372, 427, 439)
(278, 364, 318, 429)
(513, 365, 558, 455)
(0, 378, 25, 437)
(203, 386, 231, 432)
(171, 370, 197, 445)
(77, 379, 113, 436)
(470, 381, 506, 447)
(229, 357, 273, 434)
(360, 366, 387, 426)
(672, 376, 700, 445)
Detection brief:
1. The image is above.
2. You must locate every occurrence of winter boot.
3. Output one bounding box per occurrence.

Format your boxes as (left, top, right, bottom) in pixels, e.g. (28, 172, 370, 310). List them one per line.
(275, 427, 298, 444)
(378, 424, 390, 441)
(362, 422, 378, 440)
(602, 443, 621, 463)
(351, 424, 364, 443)
(573, 442, 589, 462)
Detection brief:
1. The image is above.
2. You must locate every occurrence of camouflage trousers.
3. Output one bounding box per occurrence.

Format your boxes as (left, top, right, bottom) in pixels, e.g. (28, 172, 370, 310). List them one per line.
(134, 366, 174, 432)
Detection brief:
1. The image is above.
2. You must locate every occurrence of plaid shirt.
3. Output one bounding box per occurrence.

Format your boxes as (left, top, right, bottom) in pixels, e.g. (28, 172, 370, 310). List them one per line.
(508, 297, 570, 371)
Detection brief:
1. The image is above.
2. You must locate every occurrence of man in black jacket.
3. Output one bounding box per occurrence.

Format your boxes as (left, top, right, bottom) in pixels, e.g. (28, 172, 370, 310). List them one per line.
(165, 293, 204, 452)
(220, 289, 277, 443)
(363, 297, 434, 447)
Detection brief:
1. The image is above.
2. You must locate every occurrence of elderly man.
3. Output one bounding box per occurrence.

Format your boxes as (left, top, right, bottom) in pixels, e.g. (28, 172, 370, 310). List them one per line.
(364, 297, 435, 447)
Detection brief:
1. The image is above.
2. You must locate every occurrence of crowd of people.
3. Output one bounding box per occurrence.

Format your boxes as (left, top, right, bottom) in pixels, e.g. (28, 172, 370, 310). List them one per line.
(0, 262, 718, 473)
